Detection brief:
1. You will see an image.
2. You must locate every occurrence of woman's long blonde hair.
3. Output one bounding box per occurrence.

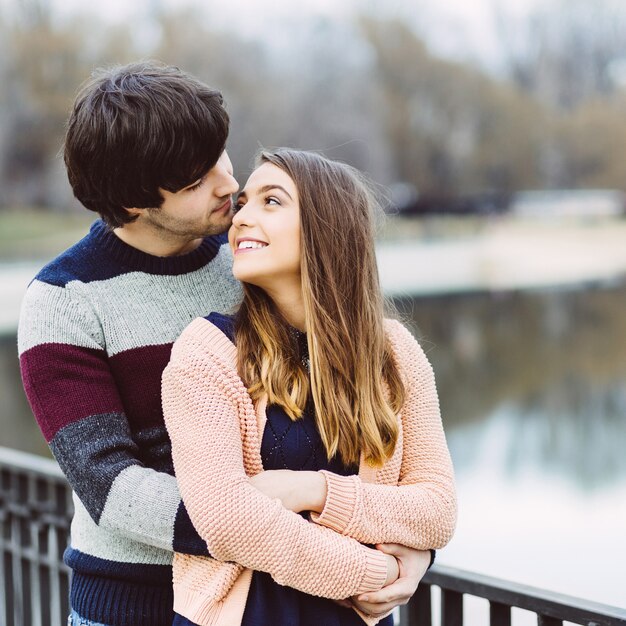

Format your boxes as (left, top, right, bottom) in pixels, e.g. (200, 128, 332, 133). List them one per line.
(235, 149, 404, 467)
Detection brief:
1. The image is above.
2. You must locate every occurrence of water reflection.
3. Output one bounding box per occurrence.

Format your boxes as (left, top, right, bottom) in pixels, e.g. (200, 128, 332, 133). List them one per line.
(4, 284, 626, 479)
(397, 284, 626, 489)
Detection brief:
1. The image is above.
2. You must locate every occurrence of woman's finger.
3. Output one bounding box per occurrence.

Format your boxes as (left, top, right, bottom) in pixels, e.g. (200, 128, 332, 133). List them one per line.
(354, 600, 398, 616)
(357, 579, 411, 604)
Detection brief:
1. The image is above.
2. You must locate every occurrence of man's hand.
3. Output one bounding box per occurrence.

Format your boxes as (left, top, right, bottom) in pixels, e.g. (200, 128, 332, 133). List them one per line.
(249, 470, 327, 513)
(350, 544, 430, 617)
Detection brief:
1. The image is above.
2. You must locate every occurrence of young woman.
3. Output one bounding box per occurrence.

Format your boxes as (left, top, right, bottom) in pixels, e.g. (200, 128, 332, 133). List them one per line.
(162, 149, 456, 626)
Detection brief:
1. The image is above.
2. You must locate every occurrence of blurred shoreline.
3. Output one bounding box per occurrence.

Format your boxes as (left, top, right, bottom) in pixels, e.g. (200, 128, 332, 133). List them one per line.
(2, 214, 626, 334)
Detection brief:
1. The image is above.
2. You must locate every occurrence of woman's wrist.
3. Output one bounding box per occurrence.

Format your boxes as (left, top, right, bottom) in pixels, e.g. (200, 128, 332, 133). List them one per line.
(384, 554, 400, 586)
(305, 471, 327, 513)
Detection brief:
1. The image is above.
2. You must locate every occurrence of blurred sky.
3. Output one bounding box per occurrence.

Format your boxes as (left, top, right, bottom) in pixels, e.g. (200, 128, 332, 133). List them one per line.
(13, 0, 543, 71)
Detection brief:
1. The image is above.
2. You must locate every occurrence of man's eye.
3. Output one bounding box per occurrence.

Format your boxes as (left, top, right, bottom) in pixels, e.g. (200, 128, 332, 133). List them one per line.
(187, 179, 204, 192)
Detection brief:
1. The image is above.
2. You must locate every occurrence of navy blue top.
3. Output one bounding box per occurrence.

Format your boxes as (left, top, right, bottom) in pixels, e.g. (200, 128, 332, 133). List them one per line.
(174, 312, 393, 626)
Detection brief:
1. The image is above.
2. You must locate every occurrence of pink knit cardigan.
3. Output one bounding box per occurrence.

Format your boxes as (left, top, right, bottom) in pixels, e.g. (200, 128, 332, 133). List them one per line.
(162, 318, 456, 626)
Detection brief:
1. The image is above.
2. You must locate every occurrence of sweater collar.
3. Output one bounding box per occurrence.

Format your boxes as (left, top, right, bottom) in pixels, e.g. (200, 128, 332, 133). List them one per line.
(88, 219, 224, 276)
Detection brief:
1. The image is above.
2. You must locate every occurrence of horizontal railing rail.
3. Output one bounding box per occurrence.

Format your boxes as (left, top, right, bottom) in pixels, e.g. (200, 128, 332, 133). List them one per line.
(2, 446, 625, 626)
(402, 565, 626, 626)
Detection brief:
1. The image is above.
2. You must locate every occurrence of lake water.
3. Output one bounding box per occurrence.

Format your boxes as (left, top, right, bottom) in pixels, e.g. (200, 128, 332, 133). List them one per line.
(1, 281, 625, 611)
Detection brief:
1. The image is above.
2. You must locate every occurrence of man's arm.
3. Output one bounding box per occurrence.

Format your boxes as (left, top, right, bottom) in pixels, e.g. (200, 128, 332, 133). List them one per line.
(18, 278, 208, 556)
(351, 544, 432, 617)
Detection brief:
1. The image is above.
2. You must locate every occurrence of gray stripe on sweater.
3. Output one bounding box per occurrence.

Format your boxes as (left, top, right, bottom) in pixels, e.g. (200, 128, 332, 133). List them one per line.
(98, 464, 182, 552)
(50, 413, 138, 521)
(71, 494, 173, 565)
(19, 245, 242, 355)
(18, 279, 104, 355)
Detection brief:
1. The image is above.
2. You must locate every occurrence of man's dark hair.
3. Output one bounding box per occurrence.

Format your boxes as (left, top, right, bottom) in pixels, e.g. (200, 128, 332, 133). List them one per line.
(64, 60, 229, 228)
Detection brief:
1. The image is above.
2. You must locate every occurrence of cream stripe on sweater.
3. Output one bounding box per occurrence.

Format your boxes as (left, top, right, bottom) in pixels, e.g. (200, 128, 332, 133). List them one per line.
(162, 318, 456, 626)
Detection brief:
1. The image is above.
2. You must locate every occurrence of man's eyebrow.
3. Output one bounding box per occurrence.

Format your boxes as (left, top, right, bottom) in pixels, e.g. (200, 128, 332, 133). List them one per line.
(181, 175, 204, 190)
(237, 185, 293, 202)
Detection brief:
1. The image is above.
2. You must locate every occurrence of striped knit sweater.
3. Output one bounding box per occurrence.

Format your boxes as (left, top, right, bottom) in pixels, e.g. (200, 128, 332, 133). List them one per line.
(17, 220, 243, 626)
(162, 317, 457, 626)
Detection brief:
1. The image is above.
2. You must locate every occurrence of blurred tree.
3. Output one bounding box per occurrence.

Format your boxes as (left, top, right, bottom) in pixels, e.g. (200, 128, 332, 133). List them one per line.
(494, 0, 626, 110)
(0, 0, 137, 211)
(554, 95, 626, 190)
(2, 0, 626, 212)
(2, 0, 90, 207)
(360, 17, 546, 195)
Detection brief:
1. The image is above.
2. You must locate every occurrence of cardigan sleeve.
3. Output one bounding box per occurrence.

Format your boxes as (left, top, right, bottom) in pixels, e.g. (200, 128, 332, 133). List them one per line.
(162, 336, 389, 600)
(310, 320, 457, 550)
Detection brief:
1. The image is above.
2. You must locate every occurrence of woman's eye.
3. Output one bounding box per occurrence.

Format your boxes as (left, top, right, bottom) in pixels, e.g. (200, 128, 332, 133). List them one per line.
(266, 196, 280, 206)
(233, 202, 244, 213)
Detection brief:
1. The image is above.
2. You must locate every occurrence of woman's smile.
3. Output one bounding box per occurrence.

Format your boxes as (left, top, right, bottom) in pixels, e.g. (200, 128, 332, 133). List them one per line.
(235, 237, 269, 254)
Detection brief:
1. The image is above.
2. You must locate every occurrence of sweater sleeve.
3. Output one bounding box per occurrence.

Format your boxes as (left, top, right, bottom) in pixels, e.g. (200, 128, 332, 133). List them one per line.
(162, 337, 389, 600)
(18, 279, 208, 556)
(310, 320, 457, 550)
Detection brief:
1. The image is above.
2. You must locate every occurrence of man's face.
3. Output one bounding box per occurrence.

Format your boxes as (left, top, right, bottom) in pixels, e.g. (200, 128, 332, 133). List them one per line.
(140, 151, 239, 240)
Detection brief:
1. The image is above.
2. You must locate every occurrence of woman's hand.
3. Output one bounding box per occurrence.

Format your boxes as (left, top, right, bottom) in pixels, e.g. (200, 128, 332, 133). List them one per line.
(350, 544, 430, 617)
(249, 470, 327, 513)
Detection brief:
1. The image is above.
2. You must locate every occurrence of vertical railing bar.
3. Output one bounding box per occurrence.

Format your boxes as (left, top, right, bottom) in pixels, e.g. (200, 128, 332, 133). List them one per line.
(30, 474, 43, 626)
(48, 502, 62, 625)
(0, 513, 7, 626)
(11, 478, 24, 626)
(489, 600, 511, 626)
(408, 581, 432, 626)
(441, 589, 463, 626)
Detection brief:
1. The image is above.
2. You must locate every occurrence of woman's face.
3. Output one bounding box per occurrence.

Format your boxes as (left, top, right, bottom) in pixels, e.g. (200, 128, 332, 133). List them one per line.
(229, 162, 301, 292)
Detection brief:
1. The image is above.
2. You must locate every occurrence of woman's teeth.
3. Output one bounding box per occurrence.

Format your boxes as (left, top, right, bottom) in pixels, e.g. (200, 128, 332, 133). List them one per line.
(238, 241, 267, 250)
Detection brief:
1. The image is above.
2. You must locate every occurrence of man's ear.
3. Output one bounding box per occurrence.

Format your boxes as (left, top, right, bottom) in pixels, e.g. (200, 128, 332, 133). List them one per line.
(124, 207, 144, 218)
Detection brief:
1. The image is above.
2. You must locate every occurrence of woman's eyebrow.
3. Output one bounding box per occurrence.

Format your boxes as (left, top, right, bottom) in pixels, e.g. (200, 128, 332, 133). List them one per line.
(259, 185, 293, 200)
(237, 184, 293, 202)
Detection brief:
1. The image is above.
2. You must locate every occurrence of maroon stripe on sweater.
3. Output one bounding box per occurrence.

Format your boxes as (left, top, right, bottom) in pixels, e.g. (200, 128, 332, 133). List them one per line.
(20, 343, 125, 442)
(108, 343, 174, 432)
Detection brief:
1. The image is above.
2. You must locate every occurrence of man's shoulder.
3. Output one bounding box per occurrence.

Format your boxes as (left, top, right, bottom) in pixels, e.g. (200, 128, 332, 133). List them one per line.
(34, 220, 113, 288)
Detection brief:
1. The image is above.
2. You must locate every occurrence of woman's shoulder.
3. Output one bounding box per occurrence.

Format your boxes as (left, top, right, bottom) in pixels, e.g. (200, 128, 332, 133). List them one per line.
(383, 318, 432, 371)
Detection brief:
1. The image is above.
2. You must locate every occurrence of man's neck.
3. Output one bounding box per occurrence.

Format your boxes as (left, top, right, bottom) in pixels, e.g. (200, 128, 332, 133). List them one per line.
(113, 225, 203, 257)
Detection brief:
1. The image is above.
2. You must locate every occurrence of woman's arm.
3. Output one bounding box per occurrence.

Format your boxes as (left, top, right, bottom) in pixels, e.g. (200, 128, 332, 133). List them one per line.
(309, 320, 457, 550)
(162, 341, 395, 601)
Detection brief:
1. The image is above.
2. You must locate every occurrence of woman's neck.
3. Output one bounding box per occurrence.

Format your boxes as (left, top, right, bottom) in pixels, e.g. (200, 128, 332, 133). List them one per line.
(264, 283, 306, 331)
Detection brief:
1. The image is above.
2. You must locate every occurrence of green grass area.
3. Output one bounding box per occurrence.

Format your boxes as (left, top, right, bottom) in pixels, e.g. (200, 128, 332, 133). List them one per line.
(0, 206, 494, 262)
(0, 208, 95, 261)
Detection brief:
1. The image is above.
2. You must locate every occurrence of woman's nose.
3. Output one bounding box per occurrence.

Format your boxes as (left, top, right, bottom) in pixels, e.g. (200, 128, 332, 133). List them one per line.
(232, 202, 254, 227)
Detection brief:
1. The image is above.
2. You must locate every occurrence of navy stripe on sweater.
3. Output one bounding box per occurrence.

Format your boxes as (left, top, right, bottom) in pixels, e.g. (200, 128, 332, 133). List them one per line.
(36, 220, 227, 286)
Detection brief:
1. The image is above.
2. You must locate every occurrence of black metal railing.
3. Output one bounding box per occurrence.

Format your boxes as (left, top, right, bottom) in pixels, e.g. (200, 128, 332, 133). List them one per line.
(2, 446, 625, 626)
(1, 446, 73, 626)
(402, 564, 626, 626)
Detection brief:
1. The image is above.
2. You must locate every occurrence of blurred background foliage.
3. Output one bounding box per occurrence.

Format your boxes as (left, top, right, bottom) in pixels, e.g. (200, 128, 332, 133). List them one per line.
(2, 0, 626, 215)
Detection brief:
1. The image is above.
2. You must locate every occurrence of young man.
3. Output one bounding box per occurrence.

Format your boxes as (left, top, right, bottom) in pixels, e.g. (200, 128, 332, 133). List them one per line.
(18, 61, 430, 626)
(18, 61, 241, 626)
